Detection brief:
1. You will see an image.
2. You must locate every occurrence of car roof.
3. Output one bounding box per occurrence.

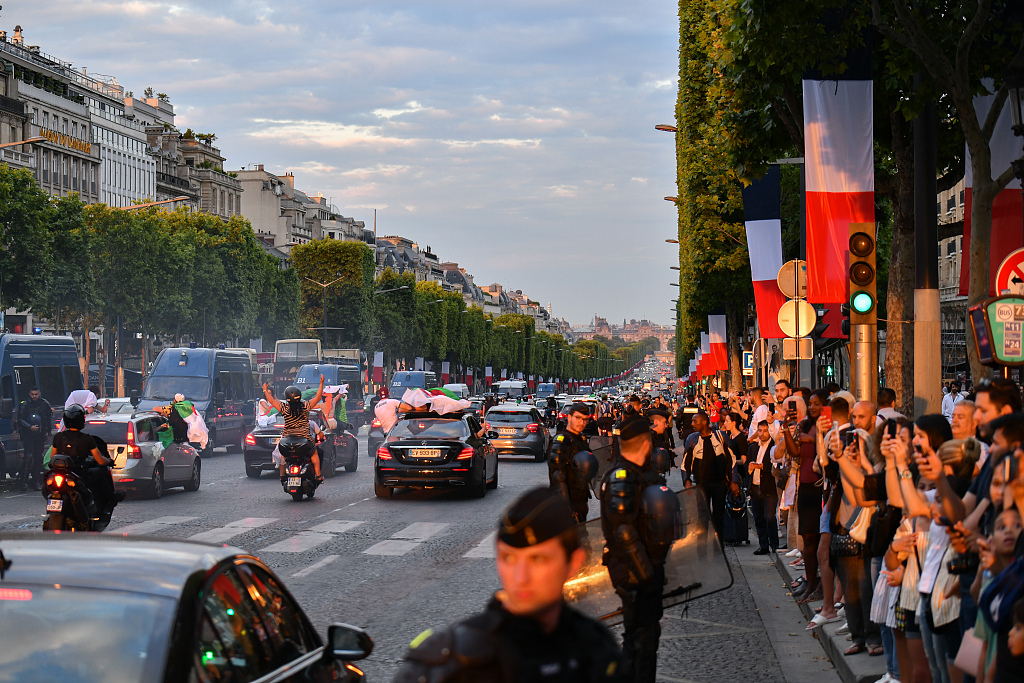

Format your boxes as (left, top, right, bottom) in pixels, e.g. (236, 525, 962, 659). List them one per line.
(84, 411, 161, 423)
(0, 533, 240, 598)
(487, 405, 533, 412)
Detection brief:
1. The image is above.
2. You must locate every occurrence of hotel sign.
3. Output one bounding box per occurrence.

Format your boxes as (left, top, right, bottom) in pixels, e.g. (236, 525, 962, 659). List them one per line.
(39, 127, 91, 154)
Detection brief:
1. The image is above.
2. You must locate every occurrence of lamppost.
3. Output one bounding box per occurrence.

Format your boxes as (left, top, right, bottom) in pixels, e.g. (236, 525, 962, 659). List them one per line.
(0, 135, 45, 150)
(116, 196, 191, 211)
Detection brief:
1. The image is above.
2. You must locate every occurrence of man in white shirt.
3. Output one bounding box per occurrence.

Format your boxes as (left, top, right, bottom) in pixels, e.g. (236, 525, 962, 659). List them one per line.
(747, 420, 780, 554)
(941, 381, 962, 423)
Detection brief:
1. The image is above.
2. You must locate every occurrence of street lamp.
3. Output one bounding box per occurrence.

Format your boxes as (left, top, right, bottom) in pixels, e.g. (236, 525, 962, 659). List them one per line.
(304, 274, 347, 344)
(374, 285, 409, 295)
(666, 239, 679, 244)
(116, 196, 191, 211)
(670, 266, 680, 270)
(0, 136, 45, 150)
(664, 196, 677, 202)
(655, 124, 678, 133)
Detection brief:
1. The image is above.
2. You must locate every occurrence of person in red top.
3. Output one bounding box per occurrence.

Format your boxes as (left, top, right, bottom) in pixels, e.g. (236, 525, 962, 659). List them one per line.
(785, 389, 827, 602)
(708, 397, 721, 429)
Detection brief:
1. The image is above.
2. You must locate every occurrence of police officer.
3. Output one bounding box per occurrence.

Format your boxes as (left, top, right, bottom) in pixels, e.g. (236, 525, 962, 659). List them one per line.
(647, 407, 673, 451)
(17, 386, 52, 491)
(599, 415, 680, 683)
(395, 487, 626, 682)
(549, 402, 598, 523)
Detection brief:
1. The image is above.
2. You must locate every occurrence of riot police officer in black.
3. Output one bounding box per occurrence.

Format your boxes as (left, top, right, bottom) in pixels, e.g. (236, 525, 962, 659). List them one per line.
(394, 487, 626, 683)
(599, 414, 678, 683)
(548, 403, 598, 524)
(16, 386, 52, 490)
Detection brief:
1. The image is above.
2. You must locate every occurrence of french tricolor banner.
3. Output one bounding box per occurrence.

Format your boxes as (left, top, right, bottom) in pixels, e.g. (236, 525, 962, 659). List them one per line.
(700, 333, 713, 373)
(743, 167, 787, 338)
(372, 351, 384, 383)
(441, 361, 450, 384)
(485, 366, 492, 386)
(708, 315, 728, 372)
(501, 369, 507, 380)
(465, 370, 473, 385)
(959, 91, 1023, 296)
(803, 53, 874, 304)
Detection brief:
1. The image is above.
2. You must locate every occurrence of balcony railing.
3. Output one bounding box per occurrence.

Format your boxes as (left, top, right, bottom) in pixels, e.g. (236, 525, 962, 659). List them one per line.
(0, 148, 35, 168)
(0, 94, 25, 117)
(156, 171, 191, 190)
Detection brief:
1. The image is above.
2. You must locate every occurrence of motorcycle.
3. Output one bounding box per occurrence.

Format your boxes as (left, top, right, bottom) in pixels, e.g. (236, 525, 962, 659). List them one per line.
(280, 435, 321, 501)
(544, 408, 557, 429)
(42, 445, 112, 532)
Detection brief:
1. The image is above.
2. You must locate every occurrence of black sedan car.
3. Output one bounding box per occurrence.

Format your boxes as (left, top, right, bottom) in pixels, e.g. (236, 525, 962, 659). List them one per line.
(244, 410, 355, 478)
(0, 533, 372, 682)
(374, 410, 497, 499)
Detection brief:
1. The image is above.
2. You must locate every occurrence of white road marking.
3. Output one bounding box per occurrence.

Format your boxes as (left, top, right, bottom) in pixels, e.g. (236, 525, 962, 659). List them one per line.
(392, 522, 448, 542)
(292, 555, 339, 578)
(260, 531, 335, 553)
(108, 516, 197, 535)
(188, 517, 278, 543)
(0, 515, 29, 525)
(308, 520, 364, 534)
(363, 539, 421, 556)
(462, 531, 497, 559)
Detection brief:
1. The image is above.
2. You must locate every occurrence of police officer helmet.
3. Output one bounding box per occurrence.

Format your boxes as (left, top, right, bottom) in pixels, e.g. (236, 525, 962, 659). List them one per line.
(571, 450, 599, 486)
(650, 447, 673, 474)
(64, 404, 87, 430)
(284, 385, 303, 401)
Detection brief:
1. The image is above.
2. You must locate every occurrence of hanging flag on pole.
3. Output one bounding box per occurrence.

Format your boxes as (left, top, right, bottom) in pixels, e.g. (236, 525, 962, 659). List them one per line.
(709, 315, 728, 372)
(441, 361, 450, 384)
(803, 44, 873, 305)
(959, 90, 1023, 296)
(372, 351, 384, 383)
(700, 333, 714, 372)
(743, 167, 787, 338)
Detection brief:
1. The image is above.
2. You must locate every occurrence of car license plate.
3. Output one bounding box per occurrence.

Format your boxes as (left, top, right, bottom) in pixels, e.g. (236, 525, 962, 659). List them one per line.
(271, 437, 281, 445)
(499, 428, 516, 436)
(287, 477, 301, 487)
(411, 449, 443, 459)
(46, 499, 63, 512)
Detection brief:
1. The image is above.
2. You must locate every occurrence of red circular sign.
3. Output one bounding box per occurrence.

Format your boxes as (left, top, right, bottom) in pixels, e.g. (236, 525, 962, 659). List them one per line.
(996, 248, 1024, 296)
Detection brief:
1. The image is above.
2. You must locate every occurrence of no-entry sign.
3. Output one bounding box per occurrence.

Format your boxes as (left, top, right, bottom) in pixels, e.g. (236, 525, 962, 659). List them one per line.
(995, 248, 1024, 296)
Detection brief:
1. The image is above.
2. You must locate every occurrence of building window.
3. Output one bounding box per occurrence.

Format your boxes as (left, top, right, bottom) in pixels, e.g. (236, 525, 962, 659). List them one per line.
(960, 189, 965, 204)
(936, 202, 941, 215)
(72, 122, 78, 139)
(228, 193, 233, 214)
(42, 112, 48, 128)
(947, 196, 955, 212)
(72, 159, 78, 191)
(31, 108, 38, 124)
(91, 164, 96, 195)
(947, 240, 955, 256)
(62, 156, 68, 187)
(41, 152, 48, 183)
(62, 118, 68, 135)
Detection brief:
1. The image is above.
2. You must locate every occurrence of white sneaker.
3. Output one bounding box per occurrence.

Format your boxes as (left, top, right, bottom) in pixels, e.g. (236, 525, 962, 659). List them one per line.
(837, 606, 846, 619)
(872, 675, 892, 683)
(836, 622, 849, 635)
(786, 548, 801, 558)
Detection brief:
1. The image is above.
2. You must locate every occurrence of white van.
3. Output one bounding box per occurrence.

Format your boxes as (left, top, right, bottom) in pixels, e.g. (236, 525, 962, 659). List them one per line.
(443, 383, 470, 399)
(496, 380, 528, 398)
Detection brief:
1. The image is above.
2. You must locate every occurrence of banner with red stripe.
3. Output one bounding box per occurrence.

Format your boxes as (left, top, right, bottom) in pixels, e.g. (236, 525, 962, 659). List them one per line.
(742, 167, 787, 338)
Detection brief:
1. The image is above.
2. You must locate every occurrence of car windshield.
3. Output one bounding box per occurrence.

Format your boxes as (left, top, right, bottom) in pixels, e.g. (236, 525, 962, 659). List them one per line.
(0, 585, 175, 682)
(83, 420, 130, 444)
(276, 342, 320, 362)
(143, 376, 211, 402)
(389, 419, 468, 439)
(486, 411, 533, 423)
(390, 375, 425, 388)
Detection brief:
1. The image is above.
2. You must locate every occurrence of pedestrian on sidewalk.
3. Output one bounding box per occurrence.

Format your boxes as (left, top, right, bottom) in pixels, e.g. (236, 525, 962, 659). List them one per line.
(683, 411, 733, 532)
(748, 420, 779, 554)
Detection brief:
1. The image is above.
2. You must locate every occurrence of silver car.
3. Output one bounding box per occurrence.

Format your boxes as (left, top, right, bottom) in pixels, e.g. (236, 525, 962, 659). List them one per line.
(485, 405, 550, 462)
(82, 413, 201, 499)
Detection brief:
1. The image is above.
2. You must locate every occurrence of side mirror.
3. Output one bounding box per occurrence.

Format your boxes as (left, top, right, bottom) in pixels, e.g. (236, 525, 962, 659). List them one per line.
(215, 391, 226, 408)
(487, 430, 499, 440)
(325, 623, 373, 661)
(130, 389, 140, 408)
(0, 398, 11, 419)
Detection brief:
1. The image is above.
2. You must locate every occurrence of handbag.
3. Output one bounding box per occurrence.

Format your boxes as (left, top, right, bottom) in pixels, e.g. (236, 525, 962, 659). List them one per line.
(849, 506, 875, 544)
(953, 629, 983, 678)
(830, 531, 862, 557)
(867, 504, 902, 557)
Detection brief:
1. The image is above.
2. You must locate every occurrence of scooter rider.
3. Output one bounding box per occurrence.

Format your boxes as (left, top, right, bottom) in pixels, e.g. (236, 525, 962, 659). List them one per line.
(48, 404, 120, 515)
(262, 377, 325, 481)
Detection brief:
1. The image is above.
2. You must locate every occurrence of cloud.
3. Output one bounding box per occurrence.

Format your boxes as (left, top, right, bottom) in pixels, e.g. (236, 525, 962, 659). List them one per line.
(15, 0, 681, 326)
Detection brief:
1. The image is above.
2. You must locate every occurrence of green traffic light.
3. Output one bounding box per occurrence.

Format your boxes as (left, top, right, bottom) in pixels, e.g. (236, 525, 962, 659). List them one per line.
(851, 291, 874, 314)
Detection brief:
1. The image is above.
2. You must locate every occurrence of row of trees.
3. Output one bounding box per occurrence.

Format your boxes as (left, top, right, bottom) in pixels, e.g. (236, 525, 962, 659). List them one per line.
(673, 0, 1022, 412)
(1, 166, 655, 386)
(289, 239, 658, 384)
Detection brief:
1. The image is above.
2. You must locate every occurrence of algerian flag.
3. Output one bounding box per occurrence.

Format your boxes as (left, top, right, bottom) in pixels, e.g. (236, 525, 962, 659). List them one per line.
(175, 400, 209, 449)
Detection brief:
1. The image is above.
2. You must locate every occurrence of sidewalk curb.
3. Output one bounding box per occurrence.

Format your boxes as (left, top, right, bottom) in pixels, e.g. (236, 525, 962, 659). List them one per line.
(771, 548, 886, 683)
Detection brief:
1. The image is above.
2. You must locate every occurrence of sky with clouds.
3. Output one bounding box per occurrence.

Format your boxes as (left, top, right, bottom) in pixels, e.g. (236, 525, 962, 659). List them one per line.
(12, 0, 680, 329)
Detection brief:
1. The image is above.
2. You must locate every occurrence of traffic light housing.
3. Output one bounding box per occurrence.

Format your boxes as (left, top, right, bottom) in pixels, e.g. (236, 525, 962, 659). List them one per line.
(840, 303, 851, 337)
(848, 222, 877, 325)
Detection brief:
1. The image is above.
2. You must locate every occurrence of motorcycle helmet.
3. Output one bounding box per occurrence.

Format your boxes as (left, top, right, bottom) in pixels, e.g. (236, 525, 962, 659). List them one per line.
(64, 404, 87, 430)
(284, 385, 302, 401)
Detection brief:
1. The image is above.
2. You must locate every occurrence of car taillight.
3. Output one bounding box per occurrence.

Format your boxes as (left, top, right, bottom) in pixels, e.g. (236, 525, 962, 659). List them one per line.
(127, 422, 141, 458)
(526, 423, 539, 433)
(288, 465, 300, 474)
(245, 432, 256, 445)
(371, 418, 381, 429)
(457, 447, 474, 460)
(376, 446, 392, 460)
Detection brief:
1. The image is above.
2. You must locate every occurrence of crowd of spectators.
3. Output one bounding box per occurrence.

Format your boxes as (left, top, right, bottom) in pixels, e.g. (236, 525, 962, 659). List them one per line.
(673, 378, 1024, 683)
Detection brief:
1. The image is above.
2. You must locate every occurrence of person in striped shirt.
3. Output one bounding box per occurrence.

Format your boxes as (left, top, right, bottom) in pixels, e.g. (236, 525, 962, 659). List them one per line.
(262, 376, 325, 480)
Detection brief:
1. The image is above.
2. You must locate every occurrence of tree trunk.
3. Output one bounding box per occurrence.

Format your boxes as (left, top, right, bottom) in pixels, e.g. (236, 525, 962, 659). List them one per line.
(884, 111, 916, 417)
(967, 177, 996, 386)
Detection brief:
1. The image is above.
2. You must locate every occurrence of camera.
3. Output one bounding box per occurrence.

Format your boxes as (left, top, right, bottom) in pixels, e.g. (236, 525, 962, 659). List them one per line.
(946, 553, 979, 575)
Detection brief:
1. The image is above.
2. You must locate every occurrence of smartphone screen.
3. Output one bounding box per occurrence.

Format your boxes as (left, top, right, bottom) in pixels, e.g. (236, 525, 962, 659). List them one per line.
(822, 406, 832, 423)
(887, 418, 898, 438)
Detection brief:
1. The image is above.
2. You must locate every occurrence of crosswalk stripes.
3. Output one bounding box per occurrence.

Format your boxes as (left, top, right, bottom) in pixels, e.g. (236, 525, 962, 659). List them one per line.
(462, 531, 496, 558)
(259, 520, 364, 553)
(363, 522, 450, 556)
(292, 555, 339, 578)
(188, 517, 278, 544)
(107, 515, 198, 536)
(0, 515, 29, 526)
